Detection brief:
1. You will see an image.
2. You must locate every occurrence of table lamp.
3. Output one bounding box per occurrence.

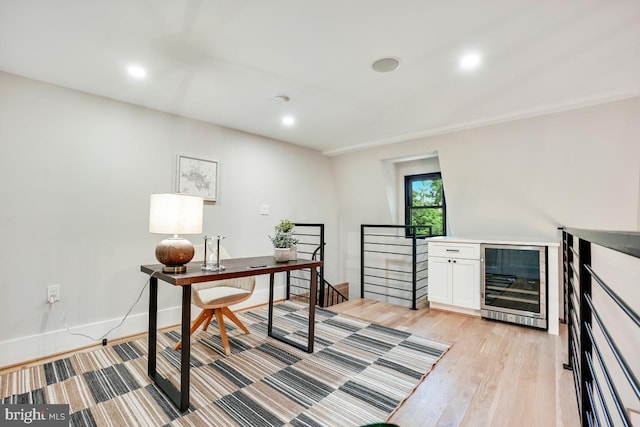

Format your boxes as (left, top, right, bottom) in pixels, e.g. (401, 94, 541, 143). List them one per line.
(149, 193, 203, 273)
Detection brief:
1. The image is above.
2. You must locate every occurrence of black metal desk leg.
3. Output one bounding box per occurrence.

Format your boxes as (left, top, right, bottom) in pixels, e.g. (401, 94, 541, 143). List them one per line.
(308, 266, 317, 353)
(267, 269, 316, 354)
(148, 277, 158, 376)
(179, 285, 191, 412)
(268, 273, 275, 336)
(147, 282, 192, 412)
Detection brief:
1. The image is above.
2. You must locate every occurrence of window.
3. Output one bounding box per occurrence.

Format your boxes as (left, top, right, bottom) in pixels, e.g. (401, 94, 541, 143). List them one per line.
(404, 172, 446, 237)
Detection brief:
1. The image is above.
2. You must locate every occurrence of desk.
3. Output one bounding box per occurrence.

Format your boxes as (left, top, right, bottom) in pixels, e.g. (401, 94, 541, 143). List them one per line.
(140, 256, 321, 412)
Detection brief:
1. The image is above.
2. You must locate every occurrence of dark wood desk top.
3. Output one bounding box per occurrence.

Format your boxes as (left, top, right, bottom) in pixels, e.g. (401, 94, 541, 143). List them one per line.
(141, 256, 322, 286)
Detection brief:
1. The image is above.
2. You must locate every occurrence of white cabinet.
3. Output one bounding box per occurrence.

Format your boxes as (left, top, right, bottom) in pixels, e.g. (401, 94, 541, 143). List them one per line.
(428, 242, 481, 313)
(427, 256, 452, 303)
(450, 258, 480, 309)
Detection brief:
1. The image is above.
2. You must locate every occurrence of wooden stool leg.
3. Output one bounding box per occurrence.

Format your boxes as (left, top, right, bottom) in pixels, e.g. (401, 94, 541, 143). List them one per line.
(222, 307, 250, 334)
(201, 310, 214, 331)
(215, 308, 231, 355)
(174, 309, 211, 351)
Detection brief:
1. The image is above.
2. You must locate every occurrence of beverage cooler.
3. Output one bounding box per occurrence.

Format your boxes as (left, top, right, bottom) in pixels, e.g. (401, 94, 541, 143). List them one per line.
(481, 244, 547, 330)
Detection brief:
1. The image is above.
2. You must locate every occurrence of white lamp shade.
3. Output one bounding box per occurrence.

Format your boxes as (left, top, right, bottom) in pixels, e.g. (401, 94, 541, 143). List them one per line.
(149, 193, 203, 235)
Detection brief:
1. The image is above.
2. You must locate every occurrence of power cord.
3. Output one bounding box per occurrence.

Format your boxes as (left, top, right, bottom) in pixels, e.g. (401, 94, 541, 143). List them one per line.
(52, 269, 162, 344)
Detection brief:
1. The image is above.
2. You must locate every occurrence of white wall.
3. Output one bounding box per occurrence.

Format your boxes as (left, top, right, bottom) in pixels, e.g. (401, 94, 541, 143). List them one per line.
(332, 96, 640, 297)
(0, 72, 339, 367)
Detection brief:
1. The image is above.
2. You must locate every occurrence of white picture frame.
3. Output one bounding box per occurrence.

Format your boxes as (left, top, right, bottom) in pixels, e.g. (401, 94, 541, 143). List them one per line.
(176, 155, 218, 201)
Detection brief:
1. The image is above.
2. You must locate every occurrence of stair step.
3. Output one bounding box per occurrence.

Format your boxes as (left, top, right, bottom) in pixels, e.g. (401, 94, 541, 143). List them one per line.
(288, 282, 349, 307)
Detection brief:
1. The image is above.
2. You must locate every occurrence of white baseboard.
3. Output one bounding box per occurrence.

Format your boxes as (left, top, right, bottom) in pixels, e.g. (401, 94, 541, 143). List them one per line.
(0, 286, 282, 369)
(430, 302, 481, 317)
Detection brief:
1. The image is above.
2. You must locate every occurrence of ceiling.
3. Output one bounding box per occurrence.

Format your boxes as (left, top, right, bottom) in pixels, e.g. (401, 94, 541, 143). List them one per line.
(1, 1, 639, 156)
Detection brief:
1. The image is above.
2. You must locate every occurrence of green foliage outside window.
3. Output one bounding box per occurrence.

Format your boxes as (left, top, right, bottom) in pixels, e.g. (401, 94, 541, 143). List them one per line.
(405, 173, 446, 237)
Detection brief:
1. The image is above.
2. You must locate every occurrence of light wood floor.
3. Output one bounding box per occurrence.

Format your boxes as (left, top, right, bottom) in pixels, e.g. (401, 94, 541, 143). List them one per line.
(330, 298, 580, 427)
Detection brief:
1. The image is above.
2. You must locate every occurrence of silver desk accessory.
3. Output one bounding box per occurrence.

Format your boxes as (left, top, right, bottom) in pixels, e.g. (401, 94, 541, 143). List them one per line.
(201, 235, 226, 271)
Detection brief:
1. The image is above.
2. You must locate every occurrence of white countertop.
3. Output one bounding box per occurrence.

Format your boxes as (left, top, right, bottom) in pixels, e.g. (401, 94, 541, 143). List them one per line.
(427, 236, 560, 247)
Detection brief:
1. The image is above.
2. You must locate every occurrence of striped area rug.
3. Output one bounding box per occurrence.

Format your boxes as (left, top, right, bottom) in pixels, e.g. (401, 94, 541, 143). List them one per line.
(1, 302, 450, 426)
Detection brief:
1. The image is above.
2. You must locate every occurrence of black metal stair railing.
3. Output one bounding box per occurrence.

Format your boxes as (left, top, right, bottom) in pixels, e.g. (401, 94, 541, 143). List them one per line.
(561, 227, 640, 426)
(311, 245, 348, 307)
(360, 224, 429, 310)
(285, 223, 348, 308)
(323, 279, 348, 307)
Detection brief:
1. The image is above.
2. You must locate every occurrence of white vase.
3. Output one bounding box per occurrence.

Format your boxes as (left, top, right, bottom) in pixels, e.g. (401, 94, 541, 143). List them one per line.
(274, 248, 290, 262)
(289, 245, 297, 260)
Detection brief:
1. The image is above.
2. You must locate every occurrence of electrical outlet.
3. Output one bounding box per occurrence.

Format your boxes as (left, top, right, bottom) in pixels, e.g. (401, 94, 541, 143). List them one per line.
(47, 285, 60, 303)
(260, 204, 270, 215)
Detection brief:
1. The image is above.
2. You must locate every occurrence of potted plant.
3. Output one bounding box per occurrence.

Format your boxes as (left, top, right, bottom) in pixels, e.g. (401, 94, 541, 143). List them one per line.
(269, 219, 297, 262)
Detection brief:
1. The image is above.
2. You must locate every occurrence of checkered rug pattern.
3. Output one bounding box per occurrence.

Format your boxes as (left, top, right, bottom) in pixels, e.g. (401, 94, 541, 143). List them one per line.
(1, 302, 450, 426)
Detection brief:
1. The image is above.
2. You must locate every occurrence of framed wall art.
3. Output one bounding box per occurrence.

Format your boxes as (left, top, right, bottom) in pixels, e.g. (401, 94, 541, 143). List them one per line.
(176, 155, 218, 201)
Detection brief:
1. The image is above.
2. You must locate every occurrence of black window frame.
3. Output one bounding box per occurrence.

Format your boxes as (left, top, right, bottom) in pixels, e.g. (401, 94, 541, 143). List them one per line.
(404, 172, 447, 237)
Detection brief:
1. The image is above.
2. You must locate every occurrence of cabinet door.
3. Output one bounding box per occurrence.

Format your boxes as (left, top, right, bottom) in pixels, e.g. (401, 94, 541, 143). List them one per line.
(451, 259, 480, 309)
(428, 257, 451, 304)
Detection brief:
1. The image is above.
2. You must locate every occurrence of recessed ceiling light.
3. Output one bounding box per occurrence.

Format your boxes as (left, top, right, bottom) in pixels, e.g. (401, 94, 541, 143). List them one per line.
(127, 65, 147, 79)
(282, 116, 295, 126)
(372, 57, 401, 73)
(459, 52, 482, 71)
